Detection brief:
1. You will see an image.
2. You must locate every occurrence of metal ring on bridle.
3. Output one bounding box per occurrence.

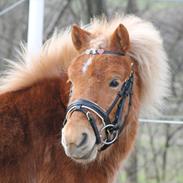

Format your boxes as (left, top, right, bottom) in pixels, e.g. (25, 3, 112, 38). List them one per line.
(100, 124, 119, 145)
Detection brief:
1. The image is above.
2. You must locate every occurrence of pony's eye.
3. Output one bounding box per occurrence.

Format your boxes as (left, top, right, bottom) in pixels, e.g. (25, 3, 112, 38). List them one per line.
(109, 79, 120, 88)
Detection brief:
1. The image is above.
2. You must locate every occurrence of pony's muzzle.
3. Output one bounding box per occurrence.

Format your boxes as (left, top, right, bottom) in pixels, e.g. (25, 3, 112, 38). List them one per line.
(61, 118, 97, 161)
(62, 129, 88, 156)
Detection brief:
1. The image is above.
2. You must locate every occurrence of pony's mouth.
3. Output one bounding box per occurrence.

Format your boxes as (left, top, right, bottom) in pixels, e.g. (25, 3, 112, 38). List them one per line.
(71, 145, 97, 163)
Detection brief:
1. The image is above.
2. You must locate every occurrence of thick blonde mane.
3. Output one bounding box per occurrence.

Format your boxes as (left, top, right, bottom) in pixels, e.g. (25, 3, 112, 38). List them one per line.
(0, 15, 169, 114)
(0, 30, 77, 94)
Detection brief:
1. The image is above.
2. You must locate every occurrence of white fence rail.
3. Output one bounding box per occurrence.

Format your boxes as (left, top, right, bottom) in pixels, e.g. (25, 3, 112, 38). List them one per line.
(140, 118, 183, 124)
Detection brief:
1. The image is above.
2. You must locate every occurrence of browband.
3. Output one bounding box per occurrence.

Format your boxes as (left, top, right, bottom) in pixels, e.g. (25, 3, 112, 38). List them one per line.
(85, 48, 125, 56)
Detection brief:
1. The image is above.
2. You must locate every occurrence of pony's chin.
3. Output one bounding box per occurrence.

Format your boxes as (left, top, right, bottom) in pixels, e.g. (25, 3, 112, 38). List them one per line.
(71, 146, 98, 164)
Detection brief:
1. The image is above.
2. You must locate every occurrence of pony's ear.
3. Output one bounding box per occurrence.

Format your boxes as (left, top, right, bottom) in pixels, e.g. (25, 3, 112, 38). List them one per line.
(110, 24, 130, 52)
(71, 25, 91, 51)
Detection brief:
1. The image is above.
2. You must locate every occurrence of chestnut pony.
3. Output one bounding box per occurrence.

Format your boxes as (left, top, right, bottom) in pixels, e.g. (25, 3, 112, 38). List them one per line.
(0, 16, 169, 183)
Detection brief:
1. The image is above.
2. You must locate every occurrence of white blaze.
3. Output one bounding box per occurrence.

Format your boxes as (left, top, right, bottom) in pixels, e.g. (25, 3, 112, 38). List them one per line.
(82, 57, 92, 73)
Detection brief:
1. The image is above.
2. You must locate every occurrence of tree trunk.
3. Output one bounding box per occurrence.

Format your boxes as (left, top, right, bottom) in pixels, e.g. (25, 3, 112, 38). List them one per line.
(86, 0, 107, 23)
(126, 0, 138, 14)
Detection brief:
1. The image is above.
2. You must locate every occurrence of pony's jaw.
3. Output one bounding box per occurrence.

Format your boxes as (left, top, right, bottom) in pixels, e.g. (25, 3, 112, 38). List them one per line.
(61, 118, 98, 164)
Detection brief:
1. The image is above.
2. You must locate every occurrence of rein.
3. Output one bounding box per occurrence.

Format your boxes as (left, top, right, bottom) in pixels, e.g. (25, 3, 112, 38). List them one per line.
(63, 48, 134, 151)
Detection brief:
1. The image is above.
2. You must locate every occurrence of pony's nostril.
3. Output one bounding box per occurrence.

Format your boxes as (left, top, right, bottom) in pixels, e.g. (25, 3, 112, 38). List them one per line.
(77, 133, 88, 147)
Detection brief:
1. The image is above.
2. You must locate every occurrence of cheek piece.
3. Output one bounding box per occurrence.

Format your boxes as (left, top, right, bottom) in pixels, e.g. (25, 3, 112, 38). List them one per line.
(63, 48, 134, 151)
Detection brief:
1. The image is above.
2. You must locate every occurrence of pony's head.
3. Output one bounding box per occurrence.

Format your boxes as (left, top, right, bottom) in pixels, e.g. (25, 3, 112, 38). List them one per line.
(61, 23, 141, 164)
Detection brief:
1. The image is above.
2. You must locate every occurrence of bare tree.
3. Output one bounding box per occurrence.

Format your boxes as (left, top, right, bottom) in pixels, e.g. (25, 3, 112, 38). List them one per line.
(125, 148, 138, 183)
(44, 0, 72, 40)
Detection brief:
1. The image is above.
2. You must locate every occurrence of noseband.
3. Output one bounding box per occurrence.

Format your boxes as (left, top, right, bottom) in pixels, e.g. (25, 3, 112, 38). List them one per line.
(63, 48, 134, 151)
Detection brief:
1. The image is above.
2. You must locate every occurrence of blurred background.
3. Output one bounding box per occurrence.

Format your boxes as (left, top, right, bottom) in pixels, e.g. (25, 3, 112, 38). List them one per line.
(0, 0, 183, 183)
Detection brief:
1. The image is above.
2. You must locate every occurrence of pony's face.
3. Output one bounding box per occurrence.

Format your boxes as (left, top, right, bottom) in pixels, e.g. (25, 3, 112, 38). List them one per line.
(62, 24, 133, 164)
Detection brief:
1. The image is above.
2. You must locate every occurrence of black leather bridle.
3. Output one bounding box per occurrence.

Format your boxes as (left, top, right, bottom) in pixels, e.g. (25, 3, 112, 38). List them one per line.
(63, 48, 134, 151)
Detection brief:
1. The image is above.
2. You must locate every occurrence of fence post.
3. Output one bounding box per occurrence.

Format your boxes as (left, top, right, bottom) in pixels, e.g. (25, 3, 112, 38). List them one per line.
(27, 0, 44, 54)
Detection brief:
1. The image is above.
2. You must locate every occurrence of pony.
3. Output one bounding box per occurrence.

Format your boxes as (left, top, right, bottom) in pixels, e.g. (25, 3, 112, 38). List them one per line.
(0, 15, 169, 183)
